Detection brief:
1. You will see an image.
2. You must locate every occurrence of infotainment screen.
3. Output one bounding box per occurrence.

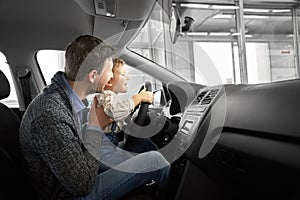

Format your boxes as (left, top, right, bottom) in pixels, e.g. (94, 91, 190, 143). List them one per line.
(183, 120, 193, 130)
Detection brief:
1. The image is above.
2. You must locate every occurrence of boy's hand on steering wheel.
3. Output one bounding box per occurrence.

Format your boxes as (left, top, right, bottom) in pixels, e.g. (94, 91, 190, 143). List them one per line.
(138, 88, 153, 104)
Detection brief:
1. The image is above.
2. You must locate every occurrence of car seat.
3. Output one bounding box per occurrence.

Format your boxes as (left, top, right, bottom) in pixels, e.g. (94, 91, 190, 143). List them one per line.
(0, 70, 37, 199)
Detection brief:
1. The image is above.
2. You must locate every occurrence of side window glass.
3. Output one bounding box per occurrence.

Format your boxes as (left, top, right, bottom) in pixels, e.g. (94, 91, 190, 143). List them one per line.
(0, 52, 19, 108)
(118, 65, 163, 101)
(36, 50, 65, 85)
(36, 51, 164, 105)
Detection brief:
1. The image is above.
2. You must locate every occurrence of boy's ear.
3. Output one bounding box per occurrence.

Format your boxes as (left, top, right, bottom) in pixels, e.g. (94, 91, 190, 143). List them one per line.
(88, 70, 97, 83)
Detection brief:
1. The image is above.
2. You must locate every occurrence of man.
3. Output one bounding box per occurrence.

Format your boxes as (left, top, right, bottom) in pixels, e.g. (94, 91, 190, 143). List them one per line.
(20, 35, 170, 200)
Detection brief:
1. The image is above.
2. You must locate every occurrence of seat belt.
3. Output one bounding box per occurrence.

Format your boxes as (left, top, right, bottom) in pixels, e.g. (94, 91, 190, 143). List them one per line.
(18, 69, 32, 109)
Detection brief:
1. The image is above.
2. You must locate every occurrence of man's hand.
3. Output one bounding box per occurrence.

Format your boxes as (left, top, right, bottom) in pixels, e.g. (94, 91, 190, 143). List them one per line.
(89, 96, 113, 129)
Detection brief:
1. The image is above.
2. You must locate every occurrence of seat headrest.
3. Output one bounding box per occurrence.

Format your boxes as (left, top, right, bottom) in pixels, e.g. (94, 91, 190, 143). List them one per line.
(0, 70, 10, 100)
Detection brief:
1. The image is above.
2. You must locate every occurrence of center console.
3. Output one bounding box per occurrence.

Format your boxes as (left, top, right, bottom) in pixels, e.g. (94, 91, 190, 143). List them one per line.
(174, 87, 221, 153)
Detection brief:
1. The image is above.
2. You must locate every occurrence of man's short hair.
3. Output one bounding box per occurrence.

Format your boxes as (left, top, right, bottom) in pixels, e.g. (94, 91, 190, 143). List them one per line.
(65, 35, 116, 81)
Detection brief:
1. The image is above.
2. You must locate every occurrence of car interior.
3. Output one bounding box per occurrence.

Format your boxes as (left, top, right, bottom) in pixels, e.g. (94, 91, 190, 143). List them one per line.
(1, 0, 300, 200)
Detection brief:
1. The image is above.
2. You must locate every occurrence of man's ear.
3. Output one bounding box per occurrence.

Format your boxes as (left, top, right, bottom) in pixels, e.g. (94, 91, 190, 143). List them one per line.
(88, 70, 97, 83)
(104, 80, 113, 90)
(106, 80, 113, 87)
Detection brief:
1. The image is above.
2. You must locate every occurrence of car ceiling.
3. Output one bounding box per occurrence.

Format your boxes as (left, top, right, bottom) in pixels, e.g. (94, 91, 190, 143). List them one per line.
(1, 0, 298, 51)
(0, 0, 156, 51)
(0, 0, 91, 50)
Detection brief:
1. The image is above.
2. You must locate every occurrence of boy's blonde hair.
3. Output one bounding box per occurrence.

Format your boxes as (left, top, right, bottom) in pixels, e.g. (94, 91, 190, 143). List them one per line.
(113, 58, 125, 72)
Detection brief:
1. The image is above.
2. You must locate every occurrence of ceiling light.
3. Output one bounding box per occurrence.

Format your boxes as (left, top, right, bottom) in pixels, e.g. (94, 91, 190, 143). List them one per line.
(244, 9, 270, 13)
(106, 13, 115, 17)
(211, 5, 239, 10)
(244, 15, 269, 19)
(209, 32, 231, 36)
(231, 33, 253, 37)
(231, 33, 241, 36)
(212, 14, 232, 19)
(180, 3, 209, 9)
(272, 9, 291, 13)
(186, 32, 208, 36)
(180, 3, 238, 10)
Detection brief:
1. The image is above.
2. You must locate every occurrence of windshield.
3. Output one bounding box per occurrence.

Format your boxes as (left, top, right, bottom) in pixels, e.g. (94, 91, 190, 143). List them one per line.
(128, 1, 300, 86)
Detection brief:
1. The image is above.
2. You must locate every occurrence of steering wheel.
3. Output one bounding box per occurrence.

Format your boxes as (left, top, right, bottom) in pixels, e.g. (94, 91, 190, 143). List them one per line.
(133, 81, 152, 127)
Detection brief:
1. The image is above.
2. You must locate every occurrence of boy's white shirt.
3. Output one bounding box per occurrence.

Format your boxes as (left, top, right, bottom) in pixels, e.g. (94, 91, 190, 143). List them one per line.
(96, 90, 134, 133)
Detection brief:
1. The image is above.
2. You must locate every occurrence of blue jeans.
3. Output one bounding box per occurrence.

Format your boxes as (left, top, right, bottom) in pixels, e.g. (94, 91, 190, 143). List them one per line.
(100, 133, 158, 171)
(104, 132, 121, 146)
(99, 135, 132, 171)
(104, 132, 158, 153)
(78, 134, 169, 200)
(123, 134, 158, 153)
(79, 151, 170, 200)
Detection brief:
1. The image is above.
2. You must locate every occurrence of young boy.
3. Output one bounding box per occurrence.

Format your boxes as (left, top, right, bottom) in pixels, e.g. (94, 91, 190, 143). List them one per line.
(96, 58, 153, 145)
(96, 58, 158, 170)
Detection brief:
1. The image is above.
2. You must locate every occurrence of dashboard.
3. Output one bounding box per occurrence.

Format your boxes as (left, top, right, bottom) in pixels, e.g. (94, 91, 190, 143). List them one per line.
(165, 79, 300, 200)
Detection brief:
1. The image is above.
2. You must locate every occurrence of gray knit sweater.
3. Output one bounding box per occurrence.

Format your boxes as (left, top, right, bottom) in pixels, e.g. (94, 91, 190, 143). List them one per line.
(19, 72, 102, 200)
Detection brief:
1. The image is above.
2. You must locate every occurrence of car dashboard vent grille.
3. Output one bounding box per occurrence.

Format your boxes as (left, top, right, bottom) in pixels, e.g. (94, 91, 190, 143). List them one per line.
(200, 89, 219, 105)
(196, 91, 208, 102)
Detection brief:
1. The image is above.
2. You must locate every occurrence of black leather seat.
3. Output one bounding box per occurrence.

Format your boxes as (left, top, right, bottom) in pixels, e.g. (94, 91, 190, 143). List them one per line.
(0, 70, 36, 199)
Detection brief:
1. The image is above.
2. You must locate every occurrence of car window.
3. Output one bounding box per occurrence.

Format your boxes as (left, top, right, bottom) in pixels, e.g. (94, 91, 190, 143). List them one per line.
(119, 65, 163, 99)
(36, 50, 65, 85)
(36, 50, 163, 104)
(85, 64, 164, 105)
(0, 52, 19, 108)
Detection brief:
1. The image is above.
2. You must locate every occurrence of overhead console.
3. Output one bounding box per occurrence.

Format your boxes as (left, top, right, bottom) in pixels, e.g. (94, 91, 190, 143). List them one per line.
(75, 0, 156, 20)
(74, 0, 156, 48)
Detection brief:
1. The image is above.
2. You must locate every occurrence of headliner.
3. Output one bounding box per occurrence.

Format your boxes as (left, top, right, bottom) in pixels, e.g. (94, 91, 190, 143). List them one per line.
(0, 0, 155, 50)
(0, 0, 94, 50)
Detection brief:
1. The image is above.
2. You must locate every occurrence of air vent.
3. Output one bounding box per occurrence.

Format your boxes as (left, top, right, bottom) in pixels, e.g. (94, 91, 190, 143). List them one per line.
(210, 89, 219, 96)
(201, 98, 212, 105)
(196, 91, 208, 102)
(201, 89, 219, 105)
